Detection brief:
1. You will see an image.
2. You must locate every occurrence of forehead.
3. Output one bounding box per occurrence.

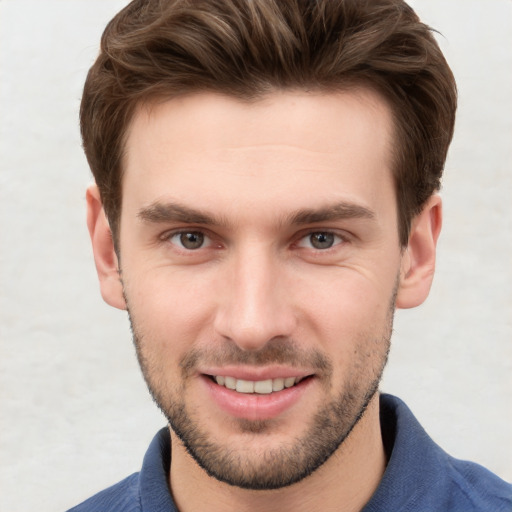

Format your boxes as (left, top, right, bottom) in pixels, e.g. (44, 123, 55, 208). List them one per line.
(121, 89, 396, 225)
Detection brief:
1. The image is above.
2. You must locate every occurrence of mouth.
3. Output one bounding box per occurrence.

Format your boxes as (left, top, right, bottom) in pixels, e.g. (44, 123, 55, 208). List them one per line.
(201, 372, 315, 421)
(208, 375, 309, 394)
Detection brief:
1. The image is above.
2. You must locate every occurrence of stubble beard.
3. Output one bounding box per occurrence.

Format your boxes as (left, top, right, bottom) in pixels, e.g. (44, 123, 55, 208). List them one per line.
(126, 293, 394, 491)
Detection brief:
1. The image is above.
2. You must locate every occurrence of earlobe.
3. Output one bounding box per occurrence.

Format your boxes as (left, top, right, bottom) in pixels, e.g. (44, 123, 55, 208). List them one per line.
(86, 184, 127, 310)
(396, 195, 442, 309)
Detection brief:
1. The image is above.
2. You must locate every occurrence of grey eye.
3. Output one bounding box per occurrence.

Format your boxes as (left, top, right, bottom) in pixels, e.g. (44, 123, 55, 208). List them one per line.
(178, 231, 205, 250)
(309, 232, 335, 249)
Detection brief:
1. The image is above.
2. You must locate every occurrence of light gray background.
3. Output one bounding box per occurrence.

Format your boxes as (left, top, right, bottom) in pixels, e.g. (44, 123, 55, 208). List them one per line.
(0, 1, 511, 511)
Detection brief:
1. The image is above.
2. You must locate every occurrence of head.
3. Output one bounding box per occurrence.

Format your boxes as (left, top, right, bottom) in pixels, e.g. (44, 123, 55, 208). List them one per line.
(83, 0, 456, 493)
(81, 0, 456, 248)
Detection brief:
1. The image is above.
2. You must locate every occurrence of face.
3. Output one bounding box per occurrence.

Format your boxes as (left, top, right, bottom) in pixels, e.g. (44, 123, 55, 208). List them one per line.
(117, 90, 403, 489)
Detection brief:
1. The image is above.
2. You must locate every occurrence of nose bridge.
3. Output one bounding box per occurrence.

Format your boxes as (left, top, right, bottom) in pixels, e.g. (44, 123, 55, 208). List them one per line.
(214, 240, 295, 350)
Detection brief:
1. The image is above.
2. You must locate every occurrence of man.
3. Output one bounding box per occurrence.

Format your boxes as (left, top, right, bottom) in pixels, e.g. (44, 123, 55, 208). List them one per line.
(69, 0, 512, 510)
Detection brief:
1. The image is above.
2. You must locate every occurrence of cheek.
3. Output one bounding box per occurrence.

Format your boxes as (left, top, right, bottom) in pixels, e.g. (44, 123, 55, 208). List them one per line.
(124, 268, 218, 354)
(299, 269, 395, 331)
(295, 269, 395, 379)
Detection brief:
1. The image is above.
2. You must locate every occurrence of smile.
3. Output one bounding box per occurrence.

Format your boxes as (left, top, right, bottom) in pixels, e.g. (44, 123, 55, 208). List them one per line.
(213, 375, 305, 394)
(202, 372, 314, 420)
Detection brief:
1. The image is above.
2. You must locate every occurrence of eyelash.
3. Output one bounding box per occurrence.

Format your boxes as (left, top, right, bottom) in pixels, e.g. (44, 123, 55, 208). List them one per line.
(295, 231, 346, 251)
(160, 230, 216, 251)
(160, 228, 348, 253)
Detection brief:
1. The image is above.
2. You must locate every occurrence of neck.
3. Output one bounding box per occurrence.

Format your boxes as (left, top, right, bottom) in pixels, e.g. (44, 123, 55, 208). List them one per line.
(168, 394, 386, 512)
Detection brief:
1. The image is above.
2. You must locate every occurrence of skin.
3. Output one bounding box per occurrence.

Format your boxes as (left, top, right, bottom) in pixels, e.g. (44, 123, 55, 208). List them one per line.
(87, 89, 442, 512)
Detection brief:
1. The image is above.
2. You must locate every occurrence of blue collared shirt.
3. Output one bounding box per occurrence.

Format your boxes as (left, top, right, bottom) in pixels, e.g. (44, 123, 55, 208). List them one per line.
(67, 394, 512, 511)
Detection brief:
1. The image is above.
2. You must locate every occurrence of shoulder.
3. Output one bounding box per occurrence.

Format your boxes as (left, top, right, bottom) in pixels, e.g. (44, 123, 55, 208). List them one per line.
(66, 472, 141, 512)
(369, 394, 512, 512)
(65, 428, 174, 512)
(443, 457, 512, 511)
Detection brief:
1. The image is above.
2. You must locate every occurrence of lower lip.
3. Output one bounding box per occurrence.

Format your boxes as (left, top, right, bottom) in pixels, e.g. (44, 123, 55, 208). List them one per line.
(201, 375, 313, 421)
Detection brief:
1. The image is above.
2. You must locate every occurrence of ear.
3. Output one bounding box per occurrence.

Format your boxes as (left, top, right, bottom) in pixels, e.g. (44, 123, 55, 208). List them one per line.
(396, 195, 442, 309)
(86, 183, 127, 310)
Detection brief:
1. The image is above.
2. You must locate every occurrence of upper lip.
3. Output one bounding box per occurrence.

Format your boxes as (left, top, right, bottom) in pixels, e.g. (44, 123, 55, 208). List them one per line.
(200, 366, 314, 381)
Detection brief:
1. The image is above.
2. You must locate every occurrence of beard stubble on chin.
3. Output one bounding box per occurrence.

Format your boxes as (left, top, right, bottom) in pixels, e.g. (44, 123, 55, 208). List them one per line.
(125, 288, 395, 491)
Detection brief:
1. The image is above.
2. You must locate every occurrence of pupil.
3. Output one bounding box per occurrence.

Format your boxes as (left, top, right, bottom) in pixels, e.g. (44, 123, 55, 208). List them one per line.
(180, 232, 204, 249)
(311, 232, 334, 249)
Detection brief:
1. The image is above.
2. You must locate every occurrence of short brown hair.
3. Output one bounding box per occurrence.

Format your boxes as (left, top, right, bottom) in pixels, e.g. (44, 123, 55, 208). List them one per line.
(80, 0, 457, 246)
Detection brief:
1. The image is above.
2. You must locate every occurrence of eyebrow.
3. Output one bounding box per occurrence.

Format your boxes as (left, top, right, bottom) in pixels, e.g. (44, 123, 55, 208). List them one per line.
(138, 202, 224, 226)
(137, 200, 375, 227)
(288, 203, 375, 225)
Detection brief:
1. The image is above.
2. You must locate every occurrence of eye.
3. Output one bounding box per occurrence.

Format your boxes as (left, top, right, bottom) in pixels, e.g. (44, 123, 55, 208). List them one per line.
(297, 231, 343, 250)
(168, 231, 208, 250)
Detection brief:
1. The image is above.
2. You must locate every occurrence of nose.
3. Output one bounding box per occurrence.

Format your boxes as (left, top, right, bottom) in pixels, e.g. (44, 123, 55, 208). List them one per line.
(213, 244, 297, 351)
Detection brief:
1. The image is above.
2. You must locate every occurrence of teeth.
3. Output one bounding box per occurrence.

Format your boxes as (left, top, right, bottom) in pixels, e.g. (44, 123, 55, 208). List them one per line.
(272, 378, 284, 392)
(254, 379, 273, 394)
(284, 377, 296, 388)
(236, 379, 254, 393)
(224, 376, 236, 390)
(213, 375, 303, 394)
